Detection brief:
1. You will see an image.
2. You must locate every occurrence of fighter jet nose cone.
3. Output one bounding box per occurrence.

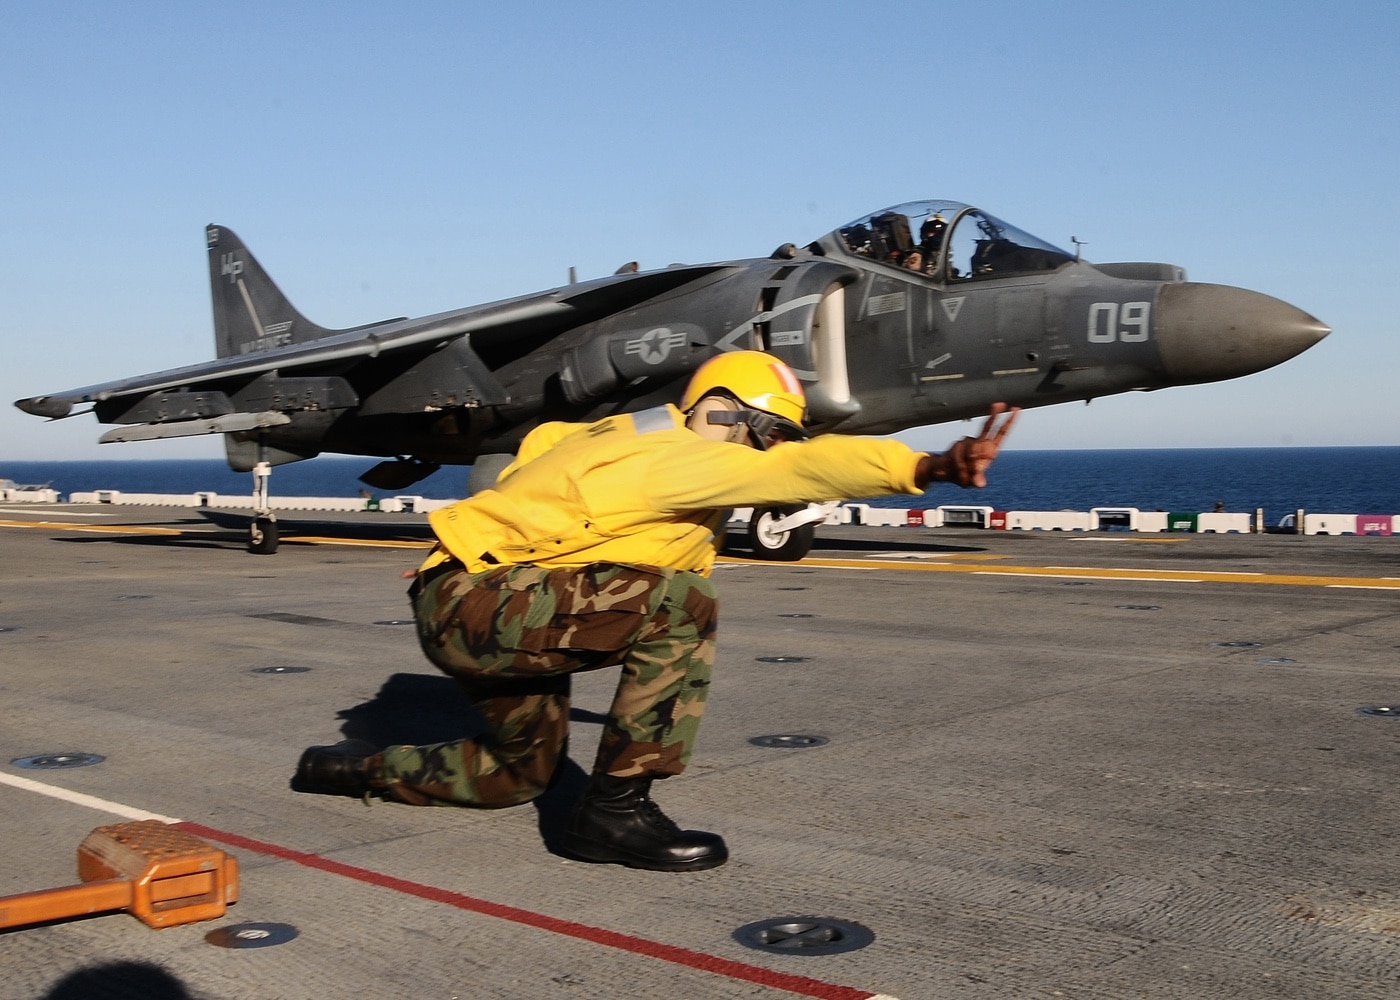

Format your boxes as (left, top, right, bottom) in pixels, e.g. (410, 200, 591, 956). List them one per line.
(1154, 283, 1329, 384)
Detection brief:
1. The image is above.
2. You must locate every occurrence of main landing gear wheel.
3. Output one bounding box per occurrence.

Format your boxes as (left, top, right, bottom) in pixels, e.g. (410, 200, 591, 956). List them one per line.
(747, 505, 815, 561)
(249, 516, 279, 555)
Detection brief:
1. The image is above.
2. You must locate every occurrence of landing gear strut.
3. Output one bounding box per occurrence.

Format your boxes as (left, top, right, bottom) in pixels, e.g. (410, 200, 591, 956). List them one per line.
(248, 459, 278, 554)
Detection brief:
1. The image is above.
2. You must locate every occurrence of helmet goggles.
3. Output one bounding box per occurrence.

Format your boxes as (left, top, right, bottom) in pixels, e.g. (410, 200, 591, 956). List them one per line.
(702, 399, 808, 450)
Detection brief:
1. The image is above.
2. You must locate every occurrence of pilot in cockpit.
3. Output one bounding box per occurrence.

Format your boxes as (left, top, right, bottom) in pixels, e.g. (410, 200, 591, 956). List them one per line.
(920, 214, 951, 277)
(920, 215, 947, 254)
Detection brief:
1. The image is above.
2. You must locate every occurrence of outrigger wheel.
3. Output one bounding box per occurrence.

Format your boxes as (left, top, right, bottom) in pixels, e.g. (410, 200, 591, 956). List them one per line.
(248, 515, 278, 555)
(247, 457, 279, 554)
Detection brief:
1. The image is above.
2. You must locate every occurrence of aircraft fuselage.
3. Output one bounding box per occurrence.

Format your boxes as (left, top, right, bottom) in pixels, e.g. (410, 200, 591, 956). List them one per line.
(18, 200, 1328, 478)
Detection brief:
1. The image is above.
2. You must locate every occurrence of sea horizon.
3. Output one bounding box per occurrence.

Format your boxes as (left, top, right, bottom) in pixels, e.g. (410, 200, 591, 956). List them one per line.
(5, 446, 1400, 520)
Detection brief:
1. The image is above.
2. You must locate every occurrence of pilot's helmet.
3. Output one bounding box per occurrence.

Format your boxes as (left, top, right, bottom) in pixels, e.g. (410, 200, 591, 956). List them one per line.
(920, 214, 947, 241)
(680, 350, 808, 444)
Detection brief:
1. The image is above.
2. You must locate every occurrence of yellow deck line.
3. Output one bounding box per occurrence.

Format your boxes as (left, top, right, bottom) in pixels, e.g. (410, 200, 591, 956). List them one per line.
(0, 520, 433, 547)
(862, 551, 1009, 561)
(0, 518, 185, 536)
(721, 555, 1400, 589)
(284, 536, 434, 549)
(5, 519, 1395, 589)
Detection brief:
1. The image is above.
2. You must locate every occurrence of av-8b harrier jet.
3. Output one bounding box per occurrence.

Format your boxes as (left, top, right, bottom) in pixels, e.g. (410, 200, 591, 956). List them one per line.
(16, 200, 1328, 556)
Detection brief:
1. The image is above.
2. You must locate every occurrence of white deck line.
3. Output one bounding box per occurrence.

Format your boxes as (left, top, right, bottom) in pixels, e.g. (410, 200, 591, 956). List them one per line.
(0, 770, 180, 823)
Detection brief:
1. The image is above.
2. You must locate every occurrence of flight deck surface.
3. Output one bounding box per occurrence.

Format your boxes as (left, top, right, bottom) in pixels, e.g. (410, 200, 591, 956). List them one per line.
(1, 506, 1396, 999)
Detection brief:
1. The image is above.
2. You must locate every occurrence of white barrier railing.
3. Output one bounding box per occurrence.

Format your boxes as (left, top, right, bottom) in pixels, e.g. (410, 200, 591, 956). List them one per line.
(0, 487, 61, 503)
(935, 505, 992, 528)
(1001, 510, 1093, 531)
(844, 504, 912, 527)
(1196, 512, 1252, 533)
(1304, 513, 1358, 535)
(1091, 507, 1139, 530)
(63, 490, 459, 514)
(1135, 512, 1170, 532)
(21, 491, 1400, 538)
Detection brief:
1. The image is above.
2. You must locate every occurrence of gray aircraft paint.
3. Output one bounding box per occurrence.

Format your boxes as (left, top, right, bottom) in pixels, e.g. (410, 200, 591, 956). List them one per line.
(16, 199, 1327, 555)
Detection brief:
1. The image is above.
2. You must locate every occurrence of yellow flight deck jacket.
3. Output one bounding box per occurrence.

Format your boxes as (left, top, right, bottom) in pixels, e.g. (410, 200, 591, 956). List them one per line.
(424, 404, 924, 576)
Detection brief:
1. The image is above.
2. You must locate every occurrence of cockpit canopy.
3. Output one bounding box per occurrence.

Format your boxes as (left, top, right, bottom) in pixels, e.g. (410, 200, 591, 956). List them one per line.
(831, 200, 1075, 281)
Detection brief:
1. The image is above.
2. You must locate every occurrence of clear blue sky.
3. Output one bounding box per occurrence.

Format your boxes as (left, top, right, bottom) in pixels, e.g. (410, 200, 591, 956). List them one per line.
(3, 2, 1396, 461)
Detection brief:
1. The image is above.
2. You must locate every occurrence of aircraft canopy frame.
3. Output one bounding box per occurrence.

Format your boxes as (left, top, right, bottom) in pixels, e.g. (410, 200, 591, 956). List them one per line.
(831, 200, 1076, 282)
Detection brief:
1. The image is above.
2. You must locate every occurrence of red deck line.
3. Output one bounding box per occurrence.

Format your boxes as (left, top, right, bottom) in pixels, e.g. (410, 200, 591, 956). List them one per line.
(177, 821, 881, 1000)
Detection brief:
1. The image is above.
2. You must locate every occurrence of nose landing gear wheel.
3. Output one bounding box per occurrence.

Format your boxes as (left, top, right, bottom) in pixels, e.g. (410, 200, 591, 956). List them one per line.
(748, 505, 815, 561)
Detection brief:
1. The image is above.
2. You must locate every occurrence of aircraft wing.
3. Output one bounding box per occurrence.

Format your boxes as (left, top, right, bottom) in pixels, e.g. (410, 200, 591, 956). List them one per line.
(16, 263, 735, 424)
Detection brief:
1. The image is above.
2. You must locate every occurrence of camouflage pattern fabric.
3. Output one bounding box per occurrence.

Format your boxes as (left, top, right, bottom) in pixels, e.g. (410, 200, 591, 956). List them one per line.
(372, 561, 717, 807)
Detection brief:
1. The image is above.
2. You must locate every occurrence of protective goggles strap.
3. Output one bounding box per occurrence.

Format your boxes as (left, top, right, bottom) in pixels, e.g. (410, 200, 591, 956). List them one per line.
(705, 409, 808, 448)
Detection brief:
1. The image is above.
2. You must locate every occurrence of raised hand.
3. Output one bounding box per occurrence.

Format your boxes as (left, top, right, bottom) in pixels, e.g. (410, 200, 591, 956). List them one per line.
(917, 402, 1021, 489)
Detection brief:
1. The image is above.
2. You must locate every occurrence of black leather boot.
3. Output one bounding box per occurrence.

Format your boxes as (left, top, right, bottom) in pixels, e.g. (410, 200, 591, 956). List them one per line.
(293, 739, 380, 796)
(560, 775, 728, 872)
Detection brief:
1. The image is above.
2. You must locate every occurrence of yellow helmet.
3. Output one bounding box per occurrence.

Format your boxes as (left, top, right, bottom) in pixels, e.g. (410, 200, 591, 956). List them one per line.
(680, 351, 808, 433)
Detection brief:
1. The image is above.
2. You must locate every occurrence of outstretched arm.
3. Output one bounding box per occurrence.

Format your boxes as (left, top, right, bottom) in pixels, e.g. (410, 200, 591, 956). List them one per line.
(914, 403, 1020, 489)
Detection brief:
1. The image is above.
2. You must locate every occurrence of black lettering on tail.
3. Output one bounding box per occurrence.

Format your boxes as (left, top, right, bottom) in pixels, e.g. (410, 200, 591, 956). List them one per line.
(206, 225, 334, 359)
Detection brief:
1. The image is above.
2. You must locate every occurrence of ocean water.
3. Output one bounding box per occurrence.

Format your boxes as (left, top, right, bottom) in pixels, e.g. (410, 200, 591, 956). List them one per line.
(890, 446, 1400, 518)
(5, 447, 1399, 519)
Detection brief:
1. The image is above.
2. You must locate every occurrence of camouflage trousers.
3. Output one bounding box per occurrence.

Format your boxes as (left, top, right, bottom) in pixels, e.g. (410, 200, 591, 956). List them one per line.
(371, 559, 718, 808)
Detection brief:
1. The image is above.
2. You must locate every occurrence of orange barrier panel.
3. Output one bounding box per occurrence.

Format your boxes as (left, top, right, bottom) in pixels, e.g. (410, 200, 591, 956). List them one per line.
(0, 820, 238, 931)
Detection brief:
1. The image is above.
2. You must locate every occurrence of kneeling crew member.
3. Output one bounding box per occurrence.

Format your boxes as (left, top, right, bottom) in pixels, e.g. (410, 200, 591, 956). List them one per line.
(296, 350, 1018, 872)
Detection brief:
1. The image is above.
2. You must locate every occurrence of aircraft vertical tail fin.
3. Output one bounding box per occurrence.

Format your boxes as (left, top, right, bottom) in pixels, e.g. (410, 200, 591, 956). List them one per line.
(206, 225, 334, 359)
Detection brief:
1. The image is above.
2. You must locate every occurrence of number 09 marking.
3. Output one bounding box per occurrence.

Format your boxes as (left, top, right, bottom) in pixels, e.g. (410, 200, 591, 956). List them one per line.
(1088, 301, 1151, 343)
